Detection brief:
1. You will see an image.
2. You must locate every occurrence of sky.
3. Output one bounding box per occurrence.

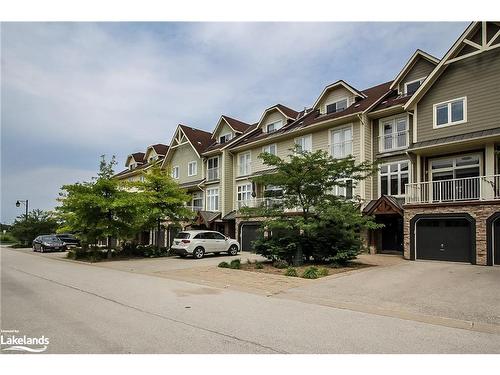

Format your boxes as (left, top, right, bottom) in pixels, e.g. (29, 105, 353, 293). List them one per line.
(0, 22, 468, 223)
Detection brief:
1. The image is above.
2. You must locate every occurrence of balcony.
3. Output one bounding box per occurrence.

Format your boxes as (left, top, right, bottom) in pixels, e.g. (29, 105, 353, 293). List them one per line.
(207, 168, 219, 181)
(187, 205, 204, 212)
(235, 197, 303, 213)
(378, 130, 409, 153)
(405, 175, 500, 204)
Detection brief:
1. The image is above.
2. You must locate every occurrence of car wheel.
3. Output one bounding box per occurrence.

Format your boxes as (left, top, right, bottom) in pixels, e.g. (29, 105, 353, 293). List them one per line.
(40, 246, 45, 253)
(32, 246, 36, 252)
(193, 247, 205, 259)
(228, 245, 238, 256)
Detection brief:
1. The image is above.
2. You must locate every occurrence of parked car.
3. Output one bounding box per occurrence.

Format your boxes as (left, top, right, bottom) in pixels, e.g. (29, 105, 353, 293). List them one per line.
(171, 230, 240, 259)
(32, 235, 66, 252)
(55, 233, 80, 247)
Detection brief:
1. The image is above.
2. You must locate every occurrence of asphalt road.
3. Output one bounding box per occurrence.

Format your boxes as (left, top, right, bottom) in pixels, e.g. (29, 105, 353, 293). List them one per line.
(1, 247, 499, 354)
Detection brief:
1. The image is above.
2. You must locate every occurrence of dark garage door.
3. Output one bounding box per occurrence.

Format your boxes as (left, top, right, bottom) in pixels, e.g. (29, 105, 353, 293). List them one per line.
(240, 223, 261, 252)
(495, 219, 500, 265)
(416, 218, 472, 263)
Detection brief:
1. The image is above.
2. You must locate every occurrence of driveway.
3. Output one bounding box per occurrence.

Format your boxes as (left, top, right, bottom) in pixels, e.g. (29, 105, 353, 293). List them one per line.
(279, 259, 500, 330)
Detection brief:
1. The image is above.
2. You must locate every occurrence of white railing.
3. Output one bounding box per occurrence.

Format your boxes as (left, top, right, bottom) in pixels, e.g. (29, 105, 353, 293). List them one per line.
(235, 198, 303, 213)
(207, 168, 219, 181)
(405, 175, 500, 204)
(187, 205, 204, 212)
(379, 130, 409, 152)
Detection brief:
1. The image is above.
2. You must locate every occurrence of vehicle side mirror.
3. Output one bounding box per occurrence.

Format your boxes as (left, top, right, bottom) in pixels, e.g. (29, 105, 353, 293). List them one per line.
(225, 236, 229, 240)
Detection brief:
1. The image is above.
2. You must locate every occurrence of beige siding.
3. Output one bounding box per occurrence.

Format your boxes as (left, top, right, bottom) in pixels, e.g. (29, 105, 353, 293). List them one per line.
(398, 58, 436, 93)
(168, 143, 201, 184)
(417, 48, 500, 142)
(316, 87, 356, 114)
(222, 150, 234, 215)
(260, 110, 287, 131)
(363, 115, 372, 200)
(216, 123, 234, 140)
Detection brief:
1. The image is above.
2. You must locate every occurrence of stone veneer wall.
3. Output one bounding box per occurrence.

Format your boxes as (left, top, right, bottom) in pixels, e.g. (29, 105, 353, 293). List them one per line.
(403, 201, 500, 265)
(234, 216, 267, 244)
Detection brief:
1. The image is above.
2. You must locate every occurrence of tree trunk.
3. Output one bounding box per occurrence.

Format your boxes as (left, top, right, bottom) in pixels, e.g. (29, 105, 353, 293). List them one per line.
(293, 243, 303, 266)
(157, 218, 161, 252)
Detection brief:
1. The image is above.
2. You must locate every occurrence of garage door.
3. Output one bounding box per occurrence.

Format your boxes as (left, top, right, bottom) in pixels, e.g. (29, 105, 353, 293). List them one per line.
(416, 218, 472, 263)
(240, 223, 261, 252)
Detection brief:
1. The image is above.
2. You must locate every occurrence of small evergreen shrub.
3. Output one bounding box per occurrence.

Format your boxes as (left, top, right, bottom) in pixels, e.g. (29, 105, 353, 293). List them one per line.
(284, 267, 298, 277)
(229, 259, 241, 269)
(218, 261, 230, 268)
(318, 267, 329, 277)
(254, 262, 264, 269)
(302, 266, 319, 279)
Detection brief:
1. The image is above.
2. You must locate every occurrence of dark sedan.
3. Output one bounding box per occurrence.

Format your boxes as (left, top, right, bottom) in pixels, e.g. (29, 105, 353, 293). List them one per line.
(32, 235, 66, 252)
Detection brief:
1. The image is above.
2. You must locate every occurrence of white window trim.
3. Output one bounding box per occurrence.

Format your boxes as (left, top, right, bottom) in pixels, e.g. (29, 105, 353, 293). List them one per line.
(172, 166, 180, 179)
(378, 114, 410, 153)
(219, 132, 233, 143)
(206, 187, 219, 211)
(187, 161, 197, 177)
(378, 160, 411, 198)
(265, 120, 283, 133)
(238, 152, 252, 176)
(236, 183, 253, 203)
(324, 97, 349, 115)
(294, 134, 312, 152)
(403, 77, 426, 95)
(428, 153, 483, 182)
(432, 96, 467, 129)
(262, 143, 277, 155)
(328, 123, 354, 158)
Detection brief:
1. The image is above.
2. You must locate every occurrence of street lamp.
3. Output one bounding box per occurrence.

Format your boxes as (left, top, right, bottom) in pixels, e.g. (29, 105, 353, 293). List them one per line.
(15, 199, 29, 220)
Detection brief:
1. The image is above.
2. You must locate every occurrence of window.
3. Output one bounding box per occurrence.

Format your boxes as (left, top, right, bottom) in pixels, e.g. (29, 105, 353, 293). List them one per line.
(188, 161, 197, 176)
(207, 156, 219, 180)
(206, 188, 219, 211)
(191, 191, 203, 209)
(238, 152, 251, 176)
(266, 120, 282, 133)
(379, 161, 409, 197)
(237, 183, 253, 203)
(330, 127, 353, 158)
(129, 163, 135, 170)
(148, 156, 157, 163)
(140, 176, 145, 182)
(326, 98, 348, 114)
(431, 155, 480, 181)
(404, 77, 425, 95)
(264, 185, 283, 198)
(379, 116, 408, 152)
(219, 133, 232, 144)
(172, 166, 179, 179)
(295, 134, 312, 152)
(333, 179, 353, 199)
(433, 97, 467, 128)
(262, 144, 277, 155)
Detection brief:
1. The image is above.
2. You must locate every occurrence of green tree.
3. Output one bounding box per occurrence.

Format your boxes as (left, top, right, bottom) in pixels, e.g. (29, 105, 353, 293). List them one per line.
(249, 147, 380, 265)
(10, 209, 59, 245)
(57, 156, 138, 252)
(128, 164, 192, 251)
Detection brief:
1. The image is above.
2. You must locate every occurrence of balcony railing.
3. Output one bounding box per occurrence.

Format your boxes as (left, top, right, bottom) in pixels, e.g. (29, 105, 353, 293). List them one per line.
(235, 198, 303, 213)
(187, 205, 204, 212)
(405, 175, 500, 204)
(207, 168, 219, 181)
(378, 130, 409, 152)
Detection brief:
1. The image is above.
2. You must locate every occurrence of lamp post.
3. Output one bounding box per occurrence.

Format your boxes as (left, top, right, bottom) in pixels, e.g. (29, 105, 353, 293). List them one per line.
(15, 199, 29, 220)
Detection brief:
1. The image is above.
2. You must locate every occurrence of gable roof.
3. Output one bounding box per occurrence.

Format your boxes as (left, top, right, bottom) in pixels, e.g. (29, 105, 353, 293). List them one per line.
(126, 152, 145, 166)
(389, 49, 440, 91)
(312, 80, 367, 110)
(211, 115, 251, 140)
(150, 143, 169, 156)
(256, 103, 299, 128)
(179, 125, 213, 155)
(404, 22, 500, 110)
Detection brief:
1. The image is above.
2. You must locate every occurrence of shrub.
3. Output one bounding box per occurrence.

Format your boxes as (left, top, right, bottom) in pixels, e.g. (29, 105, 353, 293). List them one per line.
(273, 260, 288, 269)
(302, 266, 319, 279)
(284, 267, 298, 277)
(66, 250, 76, 259)
(318, 267, 329, 277)
(10, 243, 28, 248)
(218, 261, 230, 268)
(229, 259, 241, 269)
(0, 233, 16, 243)
(254, 262, 264, 269)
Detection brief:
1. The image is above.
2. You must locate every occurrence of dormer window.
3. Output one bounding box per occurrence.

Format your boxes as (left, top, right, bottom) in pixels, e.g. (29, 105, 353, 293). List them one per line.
(219, 133, 233, 144)
(129, 163, 136, 170)
(404, 77, 426, 96)
(266, 120, 282, 133)
(326, 98, 348, 114)
(148, 156, 157, 163)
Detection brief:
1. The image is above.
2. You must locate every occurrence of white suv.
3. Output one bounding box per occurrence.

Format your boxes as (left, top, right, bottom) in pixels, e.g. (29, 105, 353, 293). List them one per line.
(171, 230, 240, 259)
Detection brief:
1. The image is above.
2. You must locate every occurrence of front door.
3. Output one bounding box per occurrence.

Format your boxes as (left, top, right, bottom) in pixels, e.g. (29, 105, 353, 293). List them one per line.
(495, 219, 500, 265)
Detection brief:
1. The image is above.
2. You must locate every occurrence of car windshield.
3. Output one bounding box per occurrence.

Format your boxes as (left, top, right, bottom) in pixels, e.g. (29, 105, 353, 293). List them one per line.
(175, 232, 190, 239)
(43, 236, 59, 241)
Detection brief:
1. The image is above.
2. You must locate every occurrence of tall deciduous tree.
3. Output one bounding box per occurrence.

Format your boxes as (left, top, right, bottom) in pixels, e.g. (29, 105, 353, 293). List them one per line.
(249, 147, 380, 265)
(10, 209, 59, 245)
(129, 164, 192, 251)
(57, 156, 138, 251)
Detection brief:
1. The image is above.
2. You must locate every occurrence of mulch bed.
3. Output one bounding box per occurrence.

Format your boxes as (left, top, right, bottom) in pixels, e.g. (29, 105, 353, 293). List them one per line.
(238, 261, 373, 278)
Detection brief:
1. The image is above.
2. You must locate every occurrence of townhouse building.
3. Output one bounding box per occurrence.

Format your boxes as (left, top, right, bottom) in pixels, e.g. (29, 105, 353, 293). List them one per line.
(114, 21, 499, 266)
